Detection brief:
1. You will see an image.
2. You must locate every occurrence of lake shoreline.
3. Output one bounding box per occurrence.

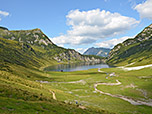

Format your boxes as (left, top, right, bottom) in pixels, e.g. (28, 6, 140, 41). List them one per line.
(44, 62, 110, 72)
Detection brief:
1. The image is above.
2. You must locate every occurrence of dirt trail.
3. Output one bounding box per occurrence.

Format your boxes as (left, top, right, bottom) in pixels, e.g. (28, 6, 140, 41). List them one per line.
(96, 80, 121, 86)
(94, 80, 152, 107)
(49, 90, 57, 100)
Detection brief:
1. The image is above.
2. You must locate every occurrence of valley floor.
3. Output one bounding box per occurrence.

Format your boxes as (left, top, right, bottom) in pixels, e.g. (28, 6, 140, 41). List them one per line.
(43, 65, 152, 114)
(0, 63, 152, 114)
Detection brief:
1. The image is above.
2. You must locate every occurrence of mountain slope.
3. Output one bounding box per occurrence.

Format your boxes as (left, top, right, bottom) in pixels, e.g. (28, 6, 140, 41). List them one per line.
(83, 47, 111, 57)
(0, 27, 103, 66)
(107, 24, 152, 66)
(0, 37, 41, 68)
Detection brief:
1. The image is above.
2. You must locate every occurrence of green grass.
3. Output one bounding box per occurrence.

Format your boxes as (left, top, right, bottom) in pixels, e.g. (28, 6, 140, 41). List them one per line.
(42, 67, 152, 114)
(0, 64, 112, 114)
(107, 32, 152, 66)
(0, 97, 109, 114)
(2, 60, 152, 114)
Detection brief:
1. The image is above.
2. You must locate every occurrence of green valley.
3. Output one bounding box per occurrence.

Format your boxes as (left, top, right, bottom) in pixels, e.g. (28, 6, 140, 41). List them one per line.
(0, 24, 152, 114)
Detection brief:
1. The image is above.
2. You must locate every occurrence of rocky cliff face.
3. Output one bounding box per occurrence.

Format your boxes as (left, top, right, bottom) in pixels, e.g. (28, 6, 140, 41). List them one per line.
(107, 24, 152, 65)
(83, 47, 111, 57)
(54, 49, 102, 63)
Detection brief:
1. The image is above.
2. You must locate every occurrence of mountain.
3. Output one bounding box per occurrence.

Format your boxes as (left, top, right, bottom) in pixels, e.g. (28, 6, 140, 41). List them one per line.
(0, 27, 103, 68)
(0, 27, 56, 48)
(107, 24, 152, 66)
(83, 47, 111, 57)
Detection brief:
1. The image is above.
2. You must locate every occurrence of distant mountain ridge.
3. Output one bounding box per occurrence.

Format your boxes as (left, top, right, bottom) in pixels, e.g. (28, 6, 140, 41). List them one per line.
(83, 47, 111, 57)
(107, 24, 152, 66)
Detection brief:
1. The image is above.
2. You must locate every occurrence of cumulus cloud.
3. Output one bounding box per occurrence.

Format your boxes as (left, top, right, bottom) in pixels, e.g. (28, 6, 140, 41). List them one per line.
(134, 0, 152, 20)
(95, 36, 132, 48)
(51, 9, 139, 46)
(0, 10, 9, 16)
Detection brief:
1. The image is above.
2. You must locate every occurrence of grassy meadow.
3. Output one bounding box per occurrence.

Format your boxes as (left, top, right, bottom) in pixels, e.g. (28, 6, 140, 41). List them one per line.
(0, 64, 113, 114)
(1, 61, 152, 114)
(45, 67, 152, 114)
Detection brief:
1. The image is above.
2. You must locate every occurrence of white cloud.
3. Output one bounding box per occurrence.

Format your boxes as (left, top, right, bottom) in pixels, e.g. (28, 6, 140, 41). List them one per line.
(75, 48, 88, 54)
(58, 44, 64, 47)
(95, 36, 132, 48)
(0, 10, 9, 22)
(0, 10, 9, 16)
(51, 9, 139, 46)
(134, 0, 152, 20)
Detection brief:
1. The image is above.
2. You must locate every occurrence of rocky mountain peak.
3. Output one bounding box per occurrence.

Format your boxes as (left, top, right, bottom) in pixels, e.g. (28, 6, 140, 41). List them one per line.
(0, 27, 54, 47)
(32, 28, 42, 33)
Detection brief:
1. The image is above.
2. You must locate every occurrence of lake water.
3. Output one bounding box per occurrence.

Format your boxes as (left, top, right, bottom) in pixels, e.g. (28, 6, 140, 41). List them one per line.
(44, 62, 110, 72)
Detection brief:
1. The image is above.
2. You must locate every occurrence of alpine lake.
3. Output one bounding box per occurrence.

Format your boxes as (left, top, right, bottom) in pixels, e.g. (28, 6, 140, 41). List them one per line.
(44, 62, 111, 72)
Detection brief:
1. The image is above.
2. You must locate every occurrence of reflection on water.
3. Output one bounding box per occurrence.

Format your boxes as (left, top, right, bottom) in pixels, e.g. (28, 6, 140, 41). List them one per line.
(44, 62, 110, 72)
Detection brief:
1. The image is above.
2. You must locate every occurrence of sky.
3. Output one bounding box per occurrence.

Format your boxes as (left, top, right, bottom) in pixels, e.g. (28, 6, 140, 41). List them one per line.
(0, 0, 152, 53)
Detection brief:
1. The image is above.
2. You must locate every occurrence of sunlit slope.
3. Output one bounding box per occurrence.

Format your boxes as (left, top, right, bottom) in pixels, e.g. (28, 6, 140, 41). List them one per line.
(0, 27, 103, 63)
(107, 24, 152, 66)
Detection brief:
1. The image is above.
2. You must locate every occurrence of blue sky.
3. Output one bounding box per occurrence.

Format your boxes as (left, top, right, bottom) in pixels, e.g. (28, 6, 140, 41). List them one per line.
(0, 0, 152, 53)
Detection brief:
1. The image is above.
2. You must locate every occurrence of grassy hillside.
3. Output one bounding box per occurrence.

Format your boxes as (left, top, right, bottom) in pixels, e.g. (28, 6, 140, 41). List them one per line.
(0, 27, 103, 64)
(0, 64, 112, 114)
(107, 24, 152, 66)
(0, 37, 57, 70)
(107, 38, 152, 66)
